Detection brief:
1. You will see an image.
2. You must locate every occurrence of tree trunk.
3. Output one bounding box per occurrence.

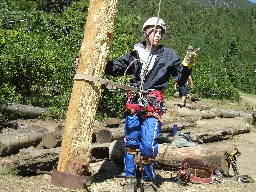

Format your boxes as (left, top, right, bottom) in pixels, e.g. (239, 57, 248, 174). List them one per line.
(0, 126, 46, 156)
(57, 0, 118, 176)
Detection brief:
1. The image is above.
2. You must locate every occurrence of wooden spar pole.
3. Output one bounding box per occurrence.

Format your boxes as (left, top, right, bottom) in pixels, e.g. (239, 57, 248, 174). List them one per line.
(56, 0, 118, 176)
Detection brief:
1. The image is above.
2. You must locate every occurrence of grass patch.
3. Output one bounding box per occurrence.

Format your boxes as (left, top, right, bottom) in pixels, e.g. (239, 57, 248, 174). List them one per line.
(0, 167, 18, 176)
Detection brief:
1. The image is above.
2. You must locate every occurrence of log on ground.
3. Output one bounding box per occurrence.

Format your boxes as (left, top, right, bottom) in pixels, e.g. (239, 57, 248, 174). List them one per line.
(215, 109, 240, 118)
(42, 132, 62, 149)
(0, 147, 60, 175)
(0, 103, 50, 118)
(187, 118, 251, 143)
(0, 143, 111, 175)
(108, 140, 230, 174)
(0, 126, 47, 156)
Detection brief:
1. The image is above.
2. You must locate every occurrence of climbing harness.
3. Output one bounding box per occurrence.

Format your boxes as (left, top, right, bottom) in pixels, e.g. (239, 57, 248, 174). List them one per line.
(125, 89, 164, 120)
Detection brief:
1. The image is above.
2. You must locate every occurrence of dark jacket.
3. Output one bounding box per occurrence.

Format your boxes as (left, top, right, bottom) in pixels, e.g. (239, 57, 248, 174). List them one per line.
(105, 42, 182, 91)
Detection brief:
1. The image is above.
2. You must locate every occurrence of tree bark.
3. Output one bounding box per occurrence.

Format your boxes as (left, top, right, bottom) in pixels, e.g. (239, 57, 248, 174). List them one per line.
(0, 126, 46, 156)
(57, 0, 118, 176)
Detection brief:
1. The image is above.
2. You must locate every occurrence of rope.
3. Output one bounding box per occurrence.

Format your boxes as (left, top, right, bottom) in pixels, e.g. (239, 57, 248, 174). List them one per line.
(121, 0, 162, 93)
(139, 0, 162, 92)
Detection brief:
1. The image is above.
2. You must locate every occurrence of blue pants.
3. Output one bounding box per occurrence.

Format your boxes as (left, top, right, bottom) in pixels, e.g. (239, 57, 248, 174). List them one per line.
(124, 114, 161, 181)
(178, 83, 188, 97)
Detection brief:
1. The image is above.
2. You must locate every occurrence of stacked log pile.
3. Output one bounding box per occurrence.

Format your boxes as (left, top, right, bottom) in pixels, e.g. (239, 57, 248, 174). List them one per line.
(0, 102, 253, 175)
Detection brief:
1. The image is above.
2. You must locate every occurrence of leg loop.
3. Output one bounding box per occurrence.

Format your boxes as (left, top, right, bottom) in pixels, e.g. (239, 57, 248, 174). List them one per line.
(141, 155, 155, 165)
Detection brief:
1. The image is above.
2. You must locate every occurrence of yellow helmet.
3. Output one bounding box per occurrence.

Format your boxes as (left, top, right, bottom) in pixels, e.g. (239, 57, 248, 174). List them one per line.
(142, 17, 166, 34)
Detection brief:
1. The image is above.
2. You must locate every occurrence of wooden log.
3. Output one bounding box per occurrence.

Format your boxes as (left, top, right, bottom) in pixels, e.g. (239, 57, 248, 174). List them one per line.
(192, 125, 251, 143)
(42, 132, 62, 149)
(0, 126, 46, 156)
(187, 118, 251, 143)
(96, 129, 112, 143)
(108, 140, 230, 173)
(0, 103, 50, 118)
(0, 143, 112, 175)
(175, 108, 217, 119)
(187, 93, 200, 102)
(161, 119, 196, 133)
(0, 147, 60, 175)
(105, 118, 120, 128)
(215, 109, 240, 118)
(92, 115, 250, 144)
(0, 140, 233, 175)
(89, 159, 120, 175)
(57, 0, 118, 177)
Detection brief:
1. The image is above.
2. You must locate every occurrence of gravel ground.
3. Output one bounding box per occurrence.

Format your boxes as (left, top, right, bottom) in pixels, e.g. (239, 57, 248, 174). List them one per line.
(0, 169, 255, 192)
(0, 129, 255, 192)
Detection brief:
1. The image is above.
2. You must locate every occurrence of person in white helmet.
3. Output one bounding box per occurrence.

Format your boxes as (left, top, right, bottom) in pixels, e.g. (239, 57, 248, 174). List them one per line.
(106, 17, 183, 192)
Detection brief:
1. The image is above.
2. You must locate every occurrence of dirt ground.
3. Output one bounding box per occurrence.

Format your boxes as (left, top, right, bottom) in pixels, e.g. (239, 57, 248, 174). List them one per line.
(0, 95, 256, 192)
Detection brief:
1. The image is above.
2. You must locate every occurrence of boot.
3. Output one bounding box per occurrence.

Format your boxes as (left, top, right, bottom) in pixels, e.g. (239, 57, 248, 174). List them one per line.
(123, 177, 137, 192)
(142, 181, 157, 192)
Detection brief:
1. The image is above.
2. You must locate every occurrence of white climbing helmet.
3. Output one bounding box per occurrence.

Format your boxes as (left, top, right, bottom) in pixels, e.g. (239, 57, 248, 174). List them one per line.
(142, 17, 166, 34)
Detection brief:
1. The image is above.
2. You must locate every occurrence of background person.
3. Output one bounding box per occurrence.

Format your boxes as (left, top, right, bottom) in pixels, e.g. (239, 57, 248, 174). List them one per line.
(174, 75, 193, 107)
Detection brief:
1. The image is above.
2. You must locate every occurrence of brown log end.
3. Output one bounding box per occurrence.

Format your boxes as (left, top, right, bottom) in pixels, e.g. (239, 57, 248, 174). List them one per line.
(96, 129, 112, 143)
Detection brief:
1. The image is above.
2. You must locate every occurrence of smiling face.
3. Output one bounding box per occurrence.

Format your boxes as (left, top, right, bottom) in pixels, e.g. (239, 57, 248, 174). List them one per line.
(144, 25, 163, 48)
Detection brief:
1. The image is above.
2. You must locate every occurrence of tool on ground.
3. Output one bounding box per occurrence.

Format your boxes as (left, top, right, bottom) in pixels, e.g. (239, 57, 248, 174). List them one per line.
(225, 146, 254, 183)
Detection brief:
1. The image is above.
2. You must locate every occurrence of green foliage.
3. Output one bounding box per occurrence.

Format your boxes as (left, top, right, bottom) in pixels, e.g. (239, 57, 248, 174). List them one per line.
(0, 1, 89, 118)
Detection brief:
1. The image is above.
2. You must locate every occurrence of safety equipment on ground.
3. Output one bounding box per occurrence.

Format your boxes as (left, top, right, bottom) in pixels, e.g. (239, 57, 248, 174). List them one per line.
(225, 147, 254, 183)
(182, 158, 215, 184)
(142, 17, 166, 35)
(182, 46, 200, 69)
(213, 167, 225, 183)
(177, 161, 191, 185)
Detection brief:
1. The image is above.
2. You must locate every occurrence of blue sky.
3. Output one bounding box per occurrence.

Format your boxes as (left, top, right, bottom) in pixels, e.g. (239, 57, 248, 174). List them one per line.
(250, 0, 256, 3)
